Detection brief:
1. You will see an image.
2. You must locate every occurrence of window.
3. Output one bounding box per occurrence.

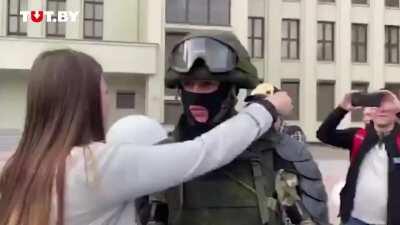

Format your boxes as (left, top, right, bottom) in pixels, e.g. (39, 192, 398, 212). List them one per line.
(386, 0, 400, 7)
(164, 100, 183, 125)
(7, 0, 27, 35)
(84, 0, 103, 39)
(352, 24, 368, 62)
(385, 83, 400, 98)
(46, 0, 66, 37)
(351, 82, 369, 122)
(281, 80, 300, 120)
(248, 17, 264, 58)
(352, 0, 368, 4)
(317, 22, 334, 61)
(282, 19, 300, 60)
(166, 0, 230, 26)
(116, 92, 135, 109)
(385, 25, 400, 64)
(319, 0, 335, 3)
(317, 81, 335, 121)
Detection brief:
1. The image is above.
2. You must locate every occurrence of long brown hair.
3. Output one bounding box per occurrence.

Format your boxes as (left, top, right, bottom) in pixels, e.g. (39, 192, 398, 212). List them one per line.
(0, 49, 106, 225)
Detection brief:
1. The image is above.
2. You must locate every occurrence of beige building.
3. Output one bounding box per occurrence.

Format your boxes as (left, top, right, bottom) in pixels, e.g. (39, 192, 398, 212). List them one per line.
(0, 0, 249, 150)
(2, 2, 400, 223)
(248, 0, 400, 141)
(2, 0, 400, 148)
(164, 0, 400, 142)
(0, 0, 167, 150)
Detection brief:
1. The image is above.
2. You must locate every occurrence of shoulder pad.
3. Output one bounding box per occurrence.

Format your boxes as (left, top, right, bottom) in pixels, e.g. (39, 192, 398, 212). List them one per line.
(301, 193, 330, 225)
(299, 177, 328, 202)
(274, 135, 312, 162)
(293, 160, 323, 180)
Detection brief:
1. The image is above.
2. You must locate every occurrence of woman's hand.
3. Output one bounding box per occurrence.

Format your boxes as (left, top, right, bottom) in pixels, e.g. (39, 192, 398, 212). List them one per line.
(267, 91, 293, 116)
(339, 92, 362, 111)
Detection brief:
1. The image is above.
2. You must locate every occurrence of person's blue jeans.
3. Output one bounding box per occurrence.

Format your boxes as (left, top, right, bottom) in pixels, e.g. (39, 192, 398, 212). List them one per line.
(344, 217, 371, 225)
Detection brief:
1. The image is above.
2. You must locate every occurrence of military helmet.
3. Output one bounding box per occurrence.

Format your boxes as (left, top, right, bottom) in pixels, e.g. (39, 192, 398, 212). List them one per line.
(166, 31, 261, 89)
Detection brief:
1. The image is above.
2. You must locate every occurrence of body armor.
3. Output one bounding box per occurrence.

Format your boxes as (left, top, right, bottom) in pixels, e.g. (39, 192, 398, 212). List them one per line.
(162, 120, 330, 225)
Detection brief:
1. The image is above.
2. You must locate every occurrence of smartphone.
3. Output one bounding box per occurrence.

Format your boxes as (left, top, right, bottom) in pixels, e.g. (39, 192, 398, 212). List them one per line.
(351, 92, 385, 107)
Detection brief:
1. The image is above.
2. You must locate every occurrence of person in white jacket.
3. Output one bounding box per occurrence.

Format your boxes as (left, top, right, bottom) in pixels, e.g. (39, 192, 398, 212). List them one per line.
(0, 49, 292, 225)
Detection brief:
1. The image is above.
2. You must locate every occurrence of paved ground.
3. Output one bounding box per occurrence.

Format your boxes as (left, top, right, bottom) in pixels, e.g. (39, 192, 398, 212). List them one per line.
(309, 144, 349, 225)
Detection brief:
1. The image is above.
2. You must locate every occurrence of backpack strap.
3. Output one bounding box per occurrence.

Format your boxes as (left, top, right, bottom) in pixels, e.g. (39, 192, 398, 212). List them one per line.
(351, 128, 367, 163)
(255, 149, 279, 225)
(221, 159, 277, 225)
(251, 160, 277, 225)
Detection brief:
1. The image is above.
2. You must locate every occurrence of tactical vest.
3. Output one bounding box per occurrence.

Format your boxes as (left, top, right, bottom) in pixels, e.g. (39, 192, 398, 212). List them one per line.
(165, 129, 330, 225)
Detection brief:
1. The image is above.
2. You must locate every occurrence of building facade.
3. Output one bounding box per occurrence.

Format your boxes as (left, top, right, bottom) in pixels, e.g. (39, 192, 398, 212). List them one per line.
(0, 0, 249, 150)
(2, 0, 400, 147)
(248, 0, 400, 141)
(0, 0, 167, 150)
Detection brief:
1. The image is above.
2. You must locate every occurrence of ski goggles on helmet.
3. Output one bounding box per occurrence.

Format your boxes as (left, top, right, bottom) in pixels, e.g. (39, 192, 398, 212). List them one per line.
(170, 37, 238, 73)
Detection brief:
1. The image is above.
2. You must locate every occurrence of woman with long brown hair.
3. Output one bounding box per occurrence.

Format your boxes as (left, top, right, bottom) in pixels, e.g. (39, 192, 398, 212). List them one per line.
(0, 49, 292, 225)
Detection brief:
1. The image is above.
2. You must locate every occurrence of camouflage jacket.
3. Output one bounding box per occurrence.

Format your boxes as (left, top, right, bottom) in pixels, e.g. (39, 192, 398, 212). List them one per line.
(152, 118, 330, 225)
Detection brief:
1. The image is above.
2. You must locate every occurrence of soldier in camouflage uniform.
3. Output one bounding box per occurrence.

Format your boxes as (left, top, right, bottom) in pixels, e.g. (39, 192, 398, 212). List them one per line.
(146, 32, 330, 225)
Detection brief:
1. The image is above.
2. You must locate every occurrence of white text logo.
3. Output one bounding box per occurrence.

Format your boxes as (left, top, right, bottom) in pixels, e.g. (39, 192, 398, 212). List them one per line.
(20, 11, 79, 23)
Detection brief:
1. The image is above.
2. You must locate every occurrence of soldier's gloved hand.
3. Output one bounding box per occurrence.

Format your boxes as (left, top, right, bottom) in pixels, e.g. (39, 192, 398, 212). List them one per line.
(245, 83, 293, 121)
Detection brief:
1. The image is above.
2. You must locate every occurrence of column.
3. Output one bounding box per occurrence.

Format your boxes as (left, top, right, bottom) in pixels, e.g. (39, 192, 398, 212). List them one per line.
(300, 0, 317, 140)
(265, 0, 281, 85)
(66, 0, 82, 39)
(231, 0, 248, 46)
(27, 0, 45, 38)
(335, 0, 352, 127)
(0, 0, 6, 36)
(143, 0, 165, 122)
(231, 0, 249, 110)
(370, 0, 385, 90)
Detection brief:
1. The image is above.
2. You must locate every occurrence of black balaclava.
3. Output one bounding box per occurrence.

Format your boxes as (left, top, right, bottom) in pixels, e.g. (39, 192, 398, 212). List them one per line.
(179, 64, 237, 140)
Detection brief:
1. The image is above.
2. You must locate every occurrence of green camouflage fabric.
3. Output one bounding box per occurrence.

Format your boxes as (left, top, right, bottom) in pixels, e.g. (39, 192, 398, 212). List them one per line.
(165, 31, 261, 89)
(164, 117, 281, 225)
(161, 119, 330, 225)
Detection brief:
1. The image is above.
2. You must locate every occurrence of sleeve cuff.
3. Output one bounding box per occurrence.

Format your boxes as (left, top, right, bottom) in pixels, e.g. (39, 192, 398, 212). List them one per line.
(242, 103, 275, 136)
(336, 106, 349, 115)
(246, 99, 278, 122)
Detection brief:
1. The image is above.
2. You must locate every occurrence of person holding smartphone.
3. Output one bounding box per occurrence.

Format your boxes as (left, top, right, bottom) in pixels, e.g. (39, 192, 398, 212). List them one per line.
(0, 49, 293, 225)
(317, 90, 400, 225)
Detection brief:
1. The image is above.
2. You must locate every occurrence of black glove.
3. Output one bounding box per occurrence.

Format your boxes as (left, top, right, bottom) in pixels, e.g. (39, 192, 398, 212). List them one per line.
(245, 94, 278, 122)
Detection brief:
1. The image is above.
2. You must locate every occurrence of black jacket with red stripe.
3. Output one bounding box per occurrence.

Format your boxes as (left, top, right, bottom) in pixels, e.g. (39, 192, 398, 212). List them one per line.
(316, 107, 400, 225)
